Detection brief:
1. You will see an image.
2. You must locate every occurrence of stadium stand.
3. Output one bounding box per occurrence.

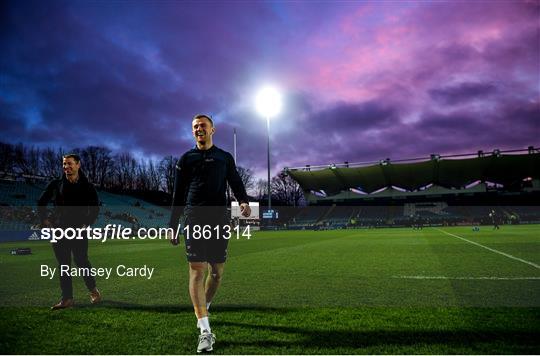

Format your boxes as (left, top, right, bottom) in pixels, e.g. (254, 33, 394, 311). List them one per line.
(324, 205, 357, 226)
(289, 152, 539, 198)
(286, 150, 540, 229)
(97, 190, 169, 229)
(0, 179, 46, 206)
(0, 178, 170, 239)
(0, 180, 47, 231)
(287, 206, 331, 228)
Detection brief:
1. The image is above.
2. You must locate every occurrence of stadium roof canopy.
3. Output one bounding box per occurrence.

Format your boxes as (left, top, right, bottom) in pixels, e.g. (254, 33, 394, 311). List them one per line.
(287, 152, 540, 197)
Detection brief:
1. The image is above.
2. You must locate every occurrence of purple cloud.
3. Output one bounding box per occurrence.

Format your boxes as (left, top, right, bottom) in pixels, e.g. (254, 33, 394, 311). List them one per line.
(429, 82, 498, 105)
(0, 0, 538, 179)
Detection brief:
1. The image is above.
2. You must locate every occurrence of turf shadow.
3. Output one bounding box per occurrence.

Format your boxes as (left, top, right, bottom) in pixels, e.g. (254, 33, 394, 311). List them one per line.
(80, 300, 287, 314)
(214, 320, 540, 352)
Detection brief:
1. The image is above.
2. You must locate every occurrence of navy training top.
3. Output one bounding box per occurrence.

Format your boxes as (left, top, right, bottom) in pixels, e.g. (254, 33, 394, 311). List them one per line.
(168, 145, 249, 228)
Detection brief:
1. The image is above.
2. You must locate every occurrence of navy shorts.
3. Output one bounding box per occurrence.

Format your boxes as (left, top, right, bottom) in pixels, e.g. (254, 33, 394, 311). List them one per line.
(183, 215, 230, 263)
(184, 231, 229, 263)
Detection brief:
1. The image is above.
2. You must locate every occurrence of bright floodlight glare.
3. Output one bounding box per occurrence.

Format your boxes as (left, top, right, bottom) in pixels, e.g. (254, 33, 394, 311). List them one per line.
(256, 86, 282, 118)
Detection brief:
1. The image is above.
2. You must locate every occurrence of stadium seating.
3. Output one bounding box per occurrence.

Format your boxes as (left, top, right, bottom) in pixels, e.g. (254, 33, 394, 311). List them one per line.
(0, 180, 46, 206)
(0, 179, 170, 232)
(324, 205, 356, 226)
(96, 190, 169, 229)
(287, 206, 331, 228)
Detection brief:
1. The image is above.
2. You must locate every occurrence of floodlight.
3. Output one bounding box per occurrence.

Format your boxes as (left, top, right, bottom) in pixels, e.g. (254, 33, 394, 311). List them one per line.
(256, 86, 282, 118)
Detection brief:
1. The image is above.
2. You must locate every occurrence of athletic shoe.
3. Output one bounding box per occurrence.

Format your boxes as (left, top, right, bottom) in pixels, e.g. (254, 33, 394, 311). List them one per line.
(90, 288, 102, 304)
(51, 298, 74, 310)
(197, 330, 215, 353)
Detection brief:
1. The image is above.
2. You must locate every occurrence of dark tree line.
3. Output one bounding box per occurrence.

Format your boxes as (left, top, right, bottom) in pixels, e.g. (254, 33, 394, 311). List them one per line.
(0, 141, 305, 205)
(0, 142, 178, 193)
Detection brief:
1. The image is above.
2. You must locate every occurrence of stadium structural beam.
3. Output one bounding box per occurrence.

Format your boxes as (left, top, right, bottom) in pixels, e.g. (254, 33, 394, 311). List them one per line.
(285, 147, 536, 172)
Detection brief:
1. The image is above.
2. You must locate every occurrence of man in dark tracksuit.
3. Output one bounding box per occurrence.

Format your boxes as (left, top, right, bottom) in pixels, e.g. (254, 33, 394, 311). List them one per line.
(38, 153, 101, 310)
(169, 114, 251, 353)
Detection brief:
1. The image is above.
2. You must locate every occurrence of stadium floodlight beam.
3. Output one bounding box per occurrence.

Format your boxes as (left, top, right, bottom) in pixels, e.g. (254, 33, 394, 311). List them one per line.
(256, 86, 282, 213)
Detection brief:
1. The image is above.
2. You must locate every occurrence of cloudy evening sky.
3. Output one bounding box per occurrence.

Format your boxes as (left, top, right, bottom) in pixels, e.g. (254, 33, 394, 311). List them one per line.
(1, 0, 539, 177)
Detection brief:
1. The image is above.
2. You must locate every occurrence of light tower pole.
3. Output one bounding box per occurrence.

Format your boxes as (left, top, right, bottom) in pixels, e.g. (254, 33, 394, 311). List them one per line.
(256, 86, 282, 215)
(266, 115, 271, 210)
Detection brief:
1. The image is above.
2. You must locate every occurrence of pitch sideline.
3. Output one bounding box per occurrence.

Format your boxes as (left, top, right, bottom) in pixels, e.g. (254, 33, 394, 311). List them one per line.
(434, 227, 540, 270)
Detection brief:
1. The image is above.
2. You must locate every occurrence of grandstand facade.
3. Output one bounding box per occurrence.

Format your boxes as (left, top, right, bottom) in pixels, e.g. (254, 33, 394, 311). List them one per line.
(285, 148, 540, 228)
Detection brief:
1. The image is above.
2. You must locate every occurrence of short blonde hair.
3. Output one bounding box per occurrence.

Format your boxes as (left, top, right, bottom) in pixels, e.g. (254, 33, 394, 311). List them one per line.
(192, 114, 214, 126)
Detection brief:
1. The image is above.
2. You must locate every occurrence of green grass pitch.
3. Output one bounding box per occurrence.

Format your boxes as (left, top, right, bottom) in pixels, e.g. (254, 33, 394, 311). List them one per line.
(1, 225, 539, 354)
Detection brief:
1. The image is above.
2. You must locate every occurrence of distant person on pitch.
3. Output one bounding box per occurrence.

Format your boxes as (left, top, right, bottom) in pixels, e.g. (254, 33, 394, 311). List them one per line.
(38, 154, 101, 310)
(489, 209, 500, 230)
(168, 114, 250, 353)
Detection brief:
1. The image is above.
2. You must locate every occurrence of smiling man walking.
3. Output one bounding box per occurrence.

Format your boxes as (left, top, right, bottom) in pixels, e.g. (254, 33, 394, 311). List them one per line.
(169, 114, 251, 353)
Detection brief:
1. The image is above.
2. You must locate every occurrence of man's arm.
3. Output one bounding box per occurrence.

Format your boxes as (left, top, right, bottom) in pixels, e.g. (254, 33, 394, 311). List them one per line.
(225, 153, 251, 217)
(169, 155, 188, 229)
(37, 180, 57, 224)
(86, 184, 100, 225)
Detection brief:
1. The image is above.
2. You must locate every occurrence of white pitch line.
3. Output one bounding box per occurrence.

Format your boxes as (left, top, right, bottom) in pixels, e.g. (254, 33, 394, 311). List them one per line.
(393, 276, 540, 280)
(434, 228, 540, 270)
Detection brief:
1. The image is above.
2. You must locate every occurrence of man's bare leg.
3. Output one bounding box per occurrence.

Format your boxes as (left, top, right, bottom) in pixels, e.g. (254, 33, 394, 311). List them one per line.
(205, 262, 224, 310)
(189, 262, 210, 333)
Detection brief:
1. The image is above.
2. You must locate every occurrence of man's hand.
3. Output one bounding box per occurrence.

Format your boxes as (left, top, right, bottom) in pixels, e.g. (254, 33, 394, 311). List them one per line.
(167, 230, 179, 246)
(240, 203, 251, 217)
